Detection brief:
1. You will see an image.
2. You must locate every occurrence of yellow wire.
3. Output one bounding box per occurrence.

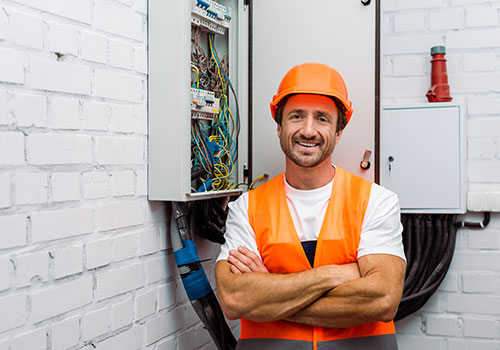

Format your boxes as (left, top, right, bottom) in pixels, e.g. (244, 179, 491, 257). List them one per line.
(191, 68, 199, 88)
(249, 174, 268, 190)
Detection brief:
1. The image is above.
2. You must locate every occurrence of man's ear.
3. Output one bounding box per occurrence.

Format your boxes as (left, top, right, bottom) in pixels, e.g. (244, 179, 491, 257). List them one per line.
(335, 129, 343, 145)
(277, 123, 281, 138)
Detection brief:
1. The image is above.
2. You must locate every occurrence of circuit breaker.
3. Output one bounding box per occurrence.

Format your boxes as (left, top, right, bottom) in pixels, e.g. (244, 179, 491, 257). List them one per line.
(149, 0, 245, 201)
(380, 103, 466, 213)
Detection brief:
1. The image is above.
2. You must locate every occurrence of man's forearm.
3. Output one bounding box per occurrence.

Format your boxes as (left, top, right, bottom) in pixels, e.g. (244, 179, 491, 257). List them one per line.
(286, 256, 406, 328)
(286, 274, 395, 328)
(215, 260, 354, 322)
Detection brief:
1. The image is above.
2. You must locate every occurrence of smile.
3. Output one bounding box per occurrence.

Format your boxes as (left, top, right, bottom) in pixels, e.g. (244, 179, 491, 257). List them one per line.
(297, 141, 318, 147)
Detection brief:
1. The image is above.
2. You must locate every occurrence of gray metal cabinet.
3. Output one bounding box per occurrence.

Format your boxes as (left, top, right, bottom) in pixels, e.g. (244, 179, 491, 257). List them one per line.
(381, 104, 466, 213)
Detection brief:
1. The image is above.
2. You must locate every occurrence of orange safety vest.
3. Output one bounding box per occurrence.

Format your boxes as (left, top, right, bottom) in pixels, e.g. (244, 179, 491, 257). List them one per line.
(241, 167, 397, 350)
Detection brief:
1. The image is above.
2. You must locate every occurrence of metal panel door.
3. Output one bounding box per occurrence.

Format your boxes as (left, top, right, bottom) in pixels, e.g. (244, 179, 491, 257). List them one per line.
(381, 105, 466, 213)
(252, 0, 377, 183)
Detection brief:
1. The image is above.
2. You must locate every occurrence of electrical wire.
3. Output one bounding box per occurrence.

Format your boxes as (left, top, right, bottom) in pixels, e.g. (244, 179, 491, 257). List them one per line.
(395, 214, 457, 321)
(190, 26, 241, 192)
(170, 202, 237, 350)
(248, 174, 269, 190)
(397, 211, 492, 322)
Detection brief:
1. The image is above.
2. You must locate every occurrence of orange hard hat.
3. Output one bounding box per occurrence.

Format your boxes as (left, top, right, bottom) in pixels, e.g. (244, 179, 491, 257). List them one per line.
(270, 63, 353, 124)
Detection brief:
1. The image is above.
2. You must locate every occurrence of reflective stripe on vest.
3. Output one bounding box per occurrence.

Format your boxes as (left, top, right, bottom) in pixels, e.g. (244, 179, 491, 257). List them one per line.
(236, 334, 398, 350)
(243, 167, 397, 349)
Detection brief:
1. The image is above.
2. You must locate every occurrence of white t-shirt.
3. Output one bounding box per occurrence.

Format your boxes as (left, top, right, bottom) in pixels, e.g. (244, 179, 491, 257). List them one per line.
(217, 173, 406, 262)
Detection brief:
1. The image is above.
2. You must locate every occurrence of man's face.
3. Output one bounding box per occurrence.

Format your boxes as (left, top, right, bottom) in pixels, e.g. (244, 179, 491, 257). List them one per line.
(277, 94, 342, 168)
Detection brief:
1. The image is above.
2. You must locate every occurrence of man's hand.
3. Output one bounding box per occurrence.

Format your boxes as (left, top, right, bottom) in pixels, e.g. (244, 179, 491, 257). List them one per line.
(219, 245, 405, 328)
(227, 247, 269, 274)
(227, 246, 360, 287)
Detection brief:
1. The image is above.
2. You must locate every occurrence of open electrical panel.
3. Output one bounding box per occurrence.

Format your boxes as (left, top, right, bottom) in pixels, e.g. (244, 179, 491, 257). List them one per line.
(149, 0, 246, 201)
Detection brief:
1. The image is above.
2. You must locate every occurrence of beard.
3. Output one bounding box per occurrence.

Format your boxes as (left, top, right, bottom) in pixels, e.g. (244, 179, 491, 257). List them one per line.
(280, 135, 335, 168)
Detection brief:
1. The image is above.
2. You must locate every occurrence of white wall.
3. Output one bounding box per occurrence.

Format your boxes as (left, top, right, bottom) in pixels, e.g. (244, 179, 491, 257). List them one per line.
(0, 0, 219, 349)
(382, 0, 500, 348)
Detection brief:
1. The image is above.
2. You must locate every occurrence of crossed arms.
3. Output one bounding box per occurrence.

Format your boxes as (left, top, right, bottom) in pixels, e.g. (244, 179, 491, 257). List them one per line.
(215, 247, 406, 328)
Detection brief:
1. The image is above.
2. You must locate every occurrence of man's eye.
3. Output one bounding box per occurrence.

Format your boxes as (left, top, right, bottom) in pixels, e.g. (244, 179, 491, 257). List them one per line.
(290, 114, 301, 119)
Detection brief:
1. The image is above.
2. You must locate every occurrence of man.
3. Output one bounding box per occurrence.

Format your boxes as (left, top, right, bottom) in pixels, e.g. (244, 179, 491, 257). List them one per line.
(215, 63, 406, 349)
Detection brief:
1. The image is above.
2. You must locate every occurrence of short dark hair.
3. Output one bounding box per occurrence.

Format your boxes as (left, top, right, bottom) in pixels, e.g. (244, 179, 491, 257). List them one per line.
(274, 94, 348, 132)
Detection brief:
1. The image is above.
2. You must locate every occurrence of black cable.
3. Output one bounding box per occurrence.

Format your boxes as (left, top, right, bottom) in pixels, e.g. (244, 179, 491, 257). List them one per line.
(455, 212, 490, 229)
(170, 203, 236, 350)
(188, 197, 231, 244)
(395, 214, 458, 321)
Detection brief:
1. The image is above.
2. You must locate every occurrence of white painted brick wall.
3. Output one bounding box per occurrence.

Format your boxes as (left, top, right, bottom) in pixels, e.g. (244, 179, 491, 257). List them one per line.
(113, 232, 136, 261)
(83, 308, 109, 341)
(51, 96, 80, 130)
(0, 173, 10, 208)
(51, 172, 80, 202)
(53, 245, 83, 279)
(31, 207, 93, 242)
(0, 294, 26, 332)
(80, 31, 107, 63)
(96, 326, 142, 350)
(109, 39, 133, 69)
(0, 2, 215, 348)
(384, 0, 500, 348)
(51, 315, 80, 350)
(31, 276, 93, 322)
(28, 134, 92, 165)
(10, 10, 44, 49)
(31, 56, 92, 95)
(134, 289, 156, 320)
(0, 132, 25, 165)
(0, 48, 26, 84)
(96, 262, 144, 300)
(93, 69, 143, 102)
(13, 93, 48, 127)
(466, 6, 499, 27)
(15, 173, 47, 204)
(10, 328, 46, 350)
(0, 258, 11, 291)
(94, 2, 143, 41)
(110, 297, 134, 330)
(85, 238, 112, 269)
(15, 251, 48, 287)
(84, 101, 109, 131)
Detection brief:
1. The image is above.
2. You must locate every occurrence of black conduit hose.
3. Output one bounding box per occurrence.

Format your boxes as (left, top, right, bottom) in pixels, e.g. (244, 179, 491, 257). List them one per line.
(396, 212, 490, 321)
(395, 215, 456, 321)
(170, 202, 237, 350)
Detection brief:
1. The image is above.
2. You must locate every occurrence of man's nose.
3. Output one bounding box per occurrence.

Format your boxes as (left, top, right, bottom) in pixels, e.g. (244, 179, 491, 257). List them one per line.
(300, 116, 317, 138)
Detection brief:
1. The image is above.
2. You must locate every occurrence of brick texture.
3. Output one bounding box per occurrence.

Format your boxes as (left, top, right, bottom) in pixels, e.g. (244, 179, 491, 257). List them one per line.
(0, 1, 196, 349)
(383, 0, 500, 348)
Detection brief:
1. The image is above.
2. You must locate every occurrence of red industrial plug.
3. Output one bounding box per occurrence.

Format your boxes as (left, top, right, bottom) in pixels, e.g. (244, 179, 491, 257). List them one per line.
(426, 46, 452, 102)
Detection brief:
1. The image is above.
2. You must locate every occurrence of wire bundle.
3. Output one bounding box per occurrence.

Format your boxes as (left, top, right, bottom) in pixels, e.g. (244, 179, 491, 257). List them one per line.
(395, 214, 457, 321)
(190, 27, 240, 193)
(170, 202, 237, 350)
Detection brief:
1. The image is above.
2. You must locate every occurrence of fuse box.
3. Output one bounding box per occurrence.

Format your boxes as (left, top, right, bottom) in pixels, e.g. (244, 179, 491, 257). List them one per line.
(380, 103, 466, 213)
(149, 0, 246, 201)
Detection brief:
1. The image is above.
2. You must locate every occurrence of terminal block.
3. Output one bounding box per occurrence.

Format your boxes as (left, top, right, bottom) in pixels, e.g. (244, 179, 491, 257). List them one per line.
(192, 0, 232, 35)
(191, 88, 220, 119)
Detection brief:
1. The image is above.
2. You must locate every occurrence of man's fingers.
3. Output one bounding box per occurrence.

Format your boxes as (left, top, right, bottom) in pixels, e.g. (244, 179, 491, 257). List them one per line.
(238, 246, 261, 263)
(231, 248, 254, 266)
(227, 254, 252, 273)
(236, 247, 269, 273)
(230, 265, 242, 274)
